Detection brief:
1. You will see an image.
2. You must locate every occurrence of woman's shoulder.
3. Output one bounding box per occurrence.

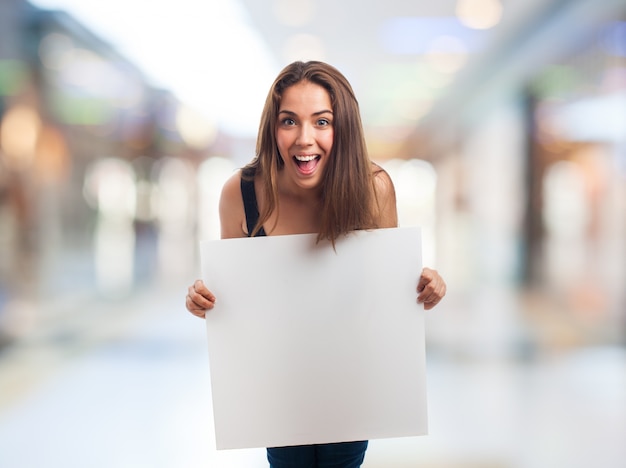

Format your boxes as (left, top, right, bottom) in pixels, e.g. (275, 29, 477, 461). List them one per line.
(219, 169, 247, 238)
(370, 162, 395, 193)
(370, 162, 398, 228)
(221, 166, 261, 202)
(221, 169, 243, 199)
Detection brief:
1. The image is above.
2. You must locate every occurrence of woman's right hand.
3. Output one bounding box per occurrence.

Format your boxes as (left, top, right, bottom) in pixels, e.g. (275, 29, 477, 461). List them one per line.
(185, 279, 216, 319)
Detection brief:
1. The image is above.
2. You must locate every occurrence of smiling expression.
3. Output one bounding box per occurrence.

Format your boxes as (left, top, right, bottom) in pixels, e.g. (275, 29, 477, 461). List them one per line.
(276, 81, 334, 193)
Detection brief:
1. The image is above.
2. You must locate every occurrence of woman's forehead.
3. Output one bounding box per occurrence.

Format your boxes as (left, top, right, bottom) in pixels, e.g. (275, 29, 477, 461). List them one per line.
(279, 81, 332, 110)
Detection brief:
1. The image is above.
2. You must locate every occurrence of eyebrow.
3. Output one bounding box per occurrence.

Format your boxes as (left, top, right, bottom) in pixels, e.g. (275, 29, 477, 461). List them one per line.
(278, 109, 333, 116)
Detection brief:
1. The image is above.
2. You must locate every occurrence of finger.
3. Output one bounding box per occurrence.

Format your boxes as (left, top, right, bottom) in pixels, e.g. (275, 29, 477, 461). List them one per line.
(187, 284, 215, 309)
(185, 294, 207, 318)
(192, 280, 213, 297)
(425, 281, 446, 299)
(193, 280, 215, 301)
(417, 278, 435, 302)
(419, 292, 441, 308)
(418, 290, 438, 305)
(416, 268, 434, 293)
(416, 276, 427, 293)
(419, 282, 446, 309)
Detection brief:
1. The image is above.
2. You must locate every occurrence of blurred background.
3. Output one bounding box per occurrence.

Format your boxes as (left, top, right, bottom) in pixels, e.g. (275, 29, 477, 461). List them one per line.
(0, 0, 624, 466)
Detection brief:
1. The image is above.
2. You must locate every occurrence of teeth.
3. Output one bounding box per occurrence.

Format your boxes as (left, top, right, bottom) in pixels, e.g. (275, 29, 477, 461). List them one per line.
(294, 155, 318, 162)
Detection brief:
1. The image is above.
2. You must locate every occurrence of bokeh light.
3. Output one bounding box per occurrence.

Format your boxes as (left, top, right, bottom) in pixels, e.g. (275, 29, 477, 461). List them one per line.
(456, 0, 504, 30)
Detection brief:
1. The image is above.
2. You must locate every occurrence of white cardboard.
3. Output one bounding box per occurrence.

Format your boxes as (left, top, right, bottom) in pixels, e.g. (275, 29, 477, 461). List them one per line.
(200, 227, 427, 450)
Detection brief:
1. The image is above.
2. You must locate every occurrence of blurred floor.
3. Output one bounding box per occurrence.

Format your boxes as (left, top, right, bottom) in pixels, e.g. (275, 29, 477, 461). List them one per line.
(0, 281, 624, 468)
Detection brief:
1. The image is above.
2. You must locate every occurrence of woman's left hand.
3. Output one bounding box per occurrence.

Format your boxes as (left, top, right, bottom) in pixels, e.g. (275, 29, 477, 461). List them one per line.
(417, 267, 446, 310)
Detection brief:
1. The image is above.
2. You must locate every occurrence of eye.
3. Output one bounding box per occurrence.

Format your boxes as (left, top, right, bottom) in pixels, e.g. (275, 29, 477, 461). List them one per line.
(317, 118, 331, 126)
(280, 118, 296, 126)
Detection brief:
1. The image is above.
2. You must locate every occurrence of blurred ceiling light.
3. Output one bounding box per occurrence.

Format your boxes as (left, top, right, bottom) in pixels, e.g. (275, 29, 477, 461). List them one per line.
(283, 33, 326, 63)
(456, 0, 503, 30)
(42, 37, 141, 118)
(83, 157, 136, 218)
(46, 40, 132, 103)
(0, 105, 42, 171)
(152, 157, 194, 226)
(272, 0, 315, 27)
(61, 48, 110, 92)
(175, 104, 218, 150)
(425, 35, 469, 74)
(39, 33, 75, 70)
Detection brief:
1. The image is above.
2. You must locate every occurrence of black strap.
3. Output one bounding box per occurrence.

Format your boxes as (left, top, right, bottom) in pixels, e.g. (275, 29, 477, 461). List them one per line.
(240, 176, 266, 237)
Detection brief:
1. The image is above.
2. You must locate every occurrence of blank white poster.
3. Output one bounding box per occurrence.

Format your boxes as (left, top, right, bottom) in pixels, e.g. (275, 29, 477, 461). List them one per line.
(200, 227, 427, 450)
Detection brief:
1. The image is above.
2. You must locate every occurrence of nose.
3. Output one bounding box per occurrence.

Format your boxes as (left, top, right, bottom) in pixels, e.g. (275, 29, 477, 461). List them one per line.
(295, 123, 314, 146)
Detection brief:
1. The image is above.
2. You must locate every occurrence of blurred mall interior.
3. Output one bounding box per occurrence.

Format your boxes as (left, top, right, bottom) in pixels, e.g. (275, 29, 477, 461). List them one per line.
(0, 0, 625, 467)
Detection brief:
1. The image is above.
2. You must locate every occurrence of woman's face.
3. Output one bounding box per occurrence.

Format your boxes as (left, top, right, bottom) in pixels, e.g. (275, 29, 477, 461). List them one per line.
(275, 81, 334, 193)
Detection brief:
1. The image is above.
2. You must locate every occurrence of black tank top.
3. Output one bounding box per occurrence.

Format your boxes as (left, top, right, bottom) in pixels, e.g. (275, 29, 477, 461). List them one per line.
(240, 174, 267, 237)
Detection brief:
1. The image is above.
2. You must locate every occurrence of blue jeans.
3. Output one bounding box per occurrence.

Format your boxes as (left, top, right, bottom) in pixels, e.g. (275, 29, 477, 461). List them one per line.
(266, 441, 368, 468)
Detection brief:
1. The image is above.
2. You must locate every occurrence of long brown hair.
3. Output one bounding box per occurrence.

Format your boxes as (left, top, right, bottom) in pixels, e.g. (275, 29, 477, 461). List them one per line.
(242, 61, 381, 243)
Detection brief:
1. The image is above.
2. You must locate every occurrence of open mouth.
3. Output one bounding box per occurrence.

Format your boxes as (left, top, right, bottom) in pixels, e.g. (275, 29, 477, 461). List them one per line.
(293, 154, 321, 174)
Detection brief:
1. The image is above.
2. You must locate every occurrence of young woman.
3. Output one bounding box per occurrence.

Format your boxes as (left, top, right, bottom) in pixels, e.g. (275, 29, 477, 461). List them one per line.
(185, 61, 446, 468)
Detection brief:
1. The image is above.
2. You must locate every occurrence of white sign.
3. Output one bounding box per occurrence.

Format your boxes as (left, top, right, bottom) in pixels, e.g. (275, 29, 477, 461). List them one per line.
(201, 227, 427, 450)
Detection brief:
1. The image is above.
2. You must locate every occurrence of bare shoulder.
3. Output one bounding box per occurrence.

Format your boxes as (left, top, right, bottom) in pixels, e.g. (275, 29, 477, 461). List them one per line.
(219, 170, 247, 239)
(371, 163, 395, 195)
(371, 162, 398, 228)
